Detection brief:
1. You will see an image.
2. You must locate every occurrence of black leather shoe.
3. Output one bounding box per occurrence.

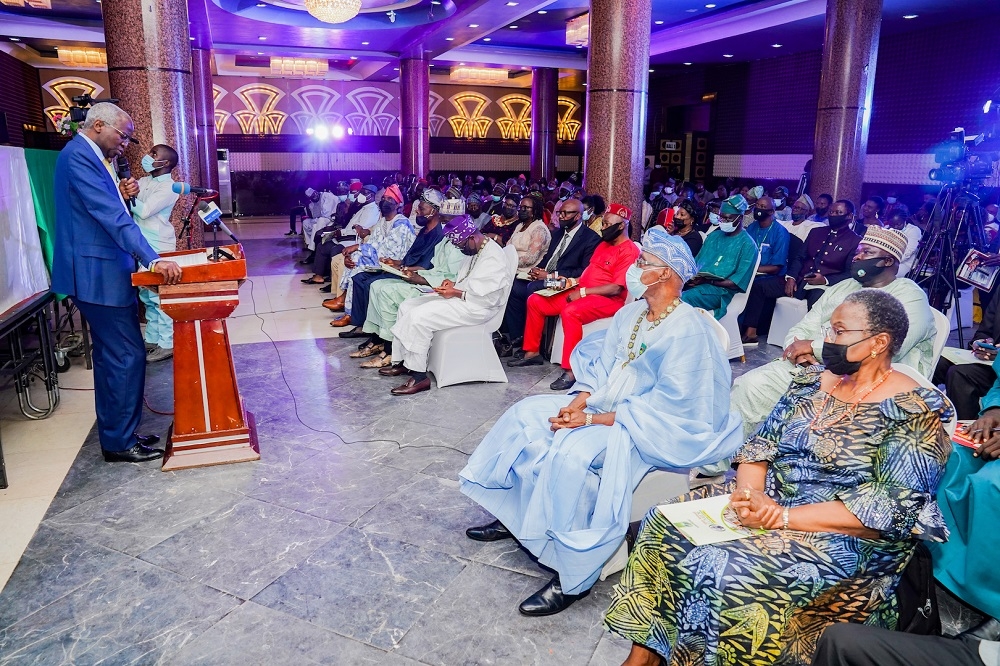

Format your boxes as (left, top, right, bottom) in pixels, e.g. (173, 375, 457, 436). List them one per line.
(510, 336, 523, 347)
(961, 617, 1000, 641)
(549, 372, 576, 391)
(339, 326, 369, 339)
(507, 355, 544, 368)
(135, 433, 161, 447)
(518, 577, 587, 617)
(465, 519, 513, 542)
(319, 285, 331, 293)
(103, 444, 165, 463)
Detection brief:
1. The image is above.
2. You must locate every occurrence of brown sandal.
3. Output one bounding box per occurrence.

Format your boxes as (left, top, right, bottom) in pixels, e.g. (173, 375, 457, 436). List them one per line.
(350, 343, 383, 358)
(360, 352, 392, 369)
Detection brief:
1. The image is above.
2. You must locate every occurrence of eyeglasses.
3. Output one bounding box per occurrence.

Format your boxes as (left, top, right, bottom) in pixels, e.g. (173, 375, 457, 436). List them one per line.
(635, 257, 668, 269)
(822, 324, 872, 341)
(107, 124, 138, 146)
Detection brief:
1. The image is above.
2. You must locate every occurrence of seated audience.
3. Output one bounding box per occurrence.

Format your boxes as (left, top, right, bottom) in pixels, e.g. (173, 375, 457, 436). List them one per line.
(813, 623, 995, 666)
(507, 195, 551, 270)
(287, 187, 310, 236)
(781, 193, 825, 242)
(731, 227, 937, 437)
(771, 185, 792, 222)
(461, 229, 743, 616)
(664, 199, 702, 257)
(481, 194, 520, 246)
(485, 183, 507, 216)
(382, 217, 515, 395)
(681, 194, 759, 320)
(809, 192, 833, 223)
(934, 294, 1000, 419)
(466, 194, 489, 230)
(783, 199, 863, 308)
(854, 195, 884, 236)
(508, 203, 640, 391)
(300, 187, 336, 259)
(499, 198, 601, 348)
(740, 195, 791, 343)
(885, 205, 922, 276)
(327, 186, 415, 326)
(582, 194, 606, 234)
(605, 290, 952, 666)
(930, 368, 1000, 642)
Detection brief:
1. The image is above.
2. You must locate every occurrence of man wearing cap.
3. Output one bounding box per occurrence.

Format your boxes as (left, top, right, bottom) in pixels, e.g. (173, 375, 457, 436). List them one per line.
(466, 194, 489, 230)
(486, 184, 507, 217)
(509, 203, 641, 391)
(336, 193, 465, 349)
(772, 185, 792, 223)
(383, 217, 515, 395)
(782, 193, 825, 242)
(730, 226, 937, 437)
(301, 188, 338, 258)
(461, 227, 743, 616)
(681, 193, 760, 319)
(324, 186, 415, 323)
(739, 195, 791, 344)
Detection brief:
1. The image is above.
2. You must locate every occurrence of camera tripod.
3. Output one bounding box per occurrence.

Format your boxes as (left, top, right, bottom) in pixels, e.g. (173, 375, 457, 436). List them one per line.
(907, 183, 987, 348)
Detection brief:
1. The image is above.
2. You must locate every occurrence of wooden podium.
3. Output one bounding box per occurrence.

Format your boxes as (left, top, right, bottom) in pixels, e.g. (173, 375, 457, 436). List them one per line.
(132, 244, 259, 471)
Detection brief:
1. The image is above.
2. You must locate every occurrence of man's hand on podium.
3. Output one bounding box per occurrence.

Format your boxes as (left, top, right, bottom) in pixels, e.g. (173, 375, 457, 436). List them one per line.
(153, 260, 183, 285)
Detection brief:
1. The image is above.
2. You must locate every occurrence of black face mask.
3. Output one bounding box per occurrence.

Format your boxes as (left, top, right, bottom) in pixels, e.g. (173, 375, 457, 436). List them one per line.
(821, 339, 871, 376)
(601, 223, 623, 243)
(517, 209, 531, 223)
(827, 213, 849, 229)
(753, 208, 771, 222)
(379, 202, 396, 217)
(851, 257, 888, 284)
(502, 206, 516, 218)
(415, 215, 430, 227)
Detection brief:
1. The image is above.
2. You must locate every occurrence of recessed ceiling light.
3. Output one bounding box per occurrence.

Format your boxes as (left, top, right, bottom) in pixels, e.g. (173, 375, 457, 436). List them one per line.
(683, 62, 692, 65)
(654, 20, 664, 24)
(53, 46, 58, 49)
(468, 23, 479, 27)
(361, 41, 369, 45)
(582, 83, 587, 86)
(576, 44, 583, 48)
(393, 67, 399, 70)
(537, 9, 546, 13)
(445, 37, 454, 40)
(257, 52, 264, 55)
(9, 37, 20, 41)
(723, 54, 733, 58)
(459, 62, 465, 65)
(429, 63, 434, 66)
(505, 1, 518, 5)
(431, 1, 440, 4)
(189, 36, 195, 40)
(648, 68, 654, 73)
(483, 37, 491, 41)
(705, 3, 715, 7)
(772, 43, 782, 47)
(350, 55, 358, 58)
(258, 35, 266, 40)
(255, 2, 265, 6)
(509, 25, 518, 28)
(903, 13, 918, 18)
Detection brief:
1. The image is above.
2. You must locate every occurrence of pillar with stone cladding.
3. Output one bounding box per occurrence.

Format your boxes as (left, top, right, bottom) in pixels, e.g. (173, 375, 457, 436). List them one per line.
(400, 57, 430, 179)
(583, 0, 651, 229)
(101, 0, 202, 249)
(530, 67, 559, 182)
(192, 47, 219, 194)
(810, 0, 883, 202)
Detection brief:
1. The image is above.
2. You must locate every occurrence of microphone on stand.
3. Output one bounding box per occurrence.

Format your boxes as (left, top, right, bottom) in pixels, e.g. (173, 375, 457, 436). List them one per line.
(198, 201, 240, 243)
(115, 156, 136, 208)
(172, 182, 218, 196)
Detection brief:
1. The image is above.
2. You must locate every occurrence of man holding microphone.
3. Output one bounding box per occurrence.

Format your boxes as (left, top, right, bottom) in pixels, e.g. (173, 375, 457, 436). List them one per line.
(51, 102, 183, 463)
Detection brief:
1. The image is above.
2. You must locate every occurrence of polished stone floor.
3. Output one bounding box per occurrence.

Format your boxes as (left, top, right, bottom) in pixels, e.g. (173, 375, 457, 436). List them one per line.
(0, 223, 982, 663)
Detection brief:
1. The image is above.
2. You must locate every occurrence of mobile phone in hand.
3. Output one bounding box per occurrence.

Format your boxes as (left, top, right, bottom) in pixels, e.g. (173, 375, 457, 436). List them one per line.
(974, 340, 998, 352)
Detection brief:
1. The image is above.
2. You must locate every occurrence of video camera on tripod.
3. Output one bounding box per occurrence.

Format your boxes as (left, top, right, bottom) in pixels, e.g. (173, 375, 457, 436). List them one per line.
(928, 128, 997, 184)
(67, 93, 122, 123)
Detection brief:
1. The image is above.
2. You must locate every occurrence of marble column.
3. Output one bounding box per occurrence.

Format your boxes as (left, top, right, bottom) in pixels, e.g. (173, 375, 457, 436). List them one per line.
(810, 0, 883, 202)
(399, 57, 430, 179)
(530, 67, 559, 182)
(101, 0, 202, 249)
(192, 48, 219, 193)
(583, 0, 651, 229)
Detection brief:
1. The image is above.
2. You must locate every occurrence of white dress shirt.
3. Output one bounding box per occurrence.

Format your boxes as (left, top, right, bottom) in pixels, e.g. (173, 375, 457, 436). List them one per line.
(132, 174, 179, 254)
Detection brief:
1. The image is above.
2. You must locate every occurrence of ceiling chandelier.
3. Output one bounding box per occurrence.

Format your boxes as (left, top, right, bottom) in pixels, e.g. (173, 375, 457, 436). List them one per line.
(304, 0, 362, 24)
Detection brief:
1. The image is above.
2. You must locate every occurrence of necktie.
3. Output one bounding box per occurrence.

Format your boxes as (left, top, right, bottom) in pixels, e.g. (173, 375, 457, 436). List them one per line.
(546, 231, 571, 271)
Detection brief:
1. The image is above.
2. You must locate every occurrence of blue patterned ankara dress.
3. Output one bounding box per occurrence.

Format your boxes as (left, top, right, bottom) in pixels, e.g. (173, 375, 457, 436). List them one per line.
(605, 368, 953, 666)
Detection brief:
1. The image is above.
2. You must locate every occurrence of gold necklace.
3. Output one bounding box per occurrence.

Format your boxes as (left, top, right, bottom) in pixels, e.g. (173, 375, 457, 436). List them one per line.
(809, 369, 893, 431)
(623, 298, 681, 368)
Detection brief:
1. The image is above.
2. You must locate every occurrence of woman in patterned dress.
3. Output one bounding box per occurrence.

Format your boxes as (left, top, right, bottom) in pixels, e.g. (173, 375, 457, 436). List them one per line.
(605, 289, 953, 666)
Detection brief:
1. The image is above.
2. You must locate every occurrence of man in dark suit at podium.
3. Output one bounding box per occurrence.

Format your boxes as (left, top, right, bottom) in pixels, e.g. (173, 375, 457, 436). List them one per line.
(51, 102, 182, 463)
(500, 197, 601, 345)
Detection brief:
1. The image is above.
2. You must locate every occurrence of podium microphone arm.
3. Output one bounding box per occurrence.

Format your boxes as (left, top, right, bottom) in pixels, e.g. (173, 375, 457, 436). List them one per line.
(215, 220, 240, 244)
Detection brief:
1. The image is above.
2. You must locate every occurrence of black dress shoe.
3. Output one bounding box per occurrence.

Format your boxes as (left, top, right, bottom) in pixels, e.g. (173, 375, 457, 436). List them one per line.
(339, 326, 369, 339)
(319, 285, 331, 293)
(510, 336, 524, 347)
(135, 433, 161, 447)
(103, 444, 165, 463)
(507, 355, 544, 368)
(961, 617, 1000, 641)
(299, 254, 315, 265)
(466, 519, 513, 542)
(549, 372, 576, 391)
(518, 577, 587, 617)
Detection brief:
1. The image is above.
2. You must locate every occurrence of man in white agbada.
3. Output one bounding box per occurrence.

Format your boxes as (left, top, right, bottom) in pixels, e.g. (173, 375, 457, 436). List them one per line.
(460, 227, 744, 617)
(301, 188, 337, 251)
(385, 214, 516, 395)
(731, 226, 937, 438)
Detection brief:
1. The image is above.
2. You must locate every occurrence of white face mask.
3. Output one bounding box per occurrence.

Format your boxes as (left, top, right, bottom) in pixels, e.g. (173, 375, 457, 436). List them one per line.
(349, 193, 358, 202)
(719, 219, 738, 233)
(649, 192, 660, 201)
(989, 213, 997, 223)
(774, 198, 785, 208)
(664, 187, 674, 195)
(708, 212, 721, 226)
(339, 194, 348, 202)
(582, 210, 593, 221)
(357, 193, 367, 204)
(886, 197, 897, 204)
(625, 264, 652, 301)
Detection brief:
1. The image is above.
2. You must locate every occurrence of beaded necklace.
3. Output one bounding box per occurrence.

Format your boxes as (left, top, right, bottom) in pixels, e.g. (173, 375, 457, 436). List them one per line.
(455, 237, 489, 283)
(623, 298, 681, 368)
(809, 369, 893, 431)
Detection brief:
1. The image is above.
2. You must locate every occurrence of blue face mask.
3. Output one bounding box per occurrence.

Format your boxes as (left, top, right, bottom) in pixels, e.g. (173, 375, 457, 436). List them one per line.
(141, 155, 166, 172)
(625, 264, 666, 301)
(582, 210, 593, 222)
(708, 212, 721, 226)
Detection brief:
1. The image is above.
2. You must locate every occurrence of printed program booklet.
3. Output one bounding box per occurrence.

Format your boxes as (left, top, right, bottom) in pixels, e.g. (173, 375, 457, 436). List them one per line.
(656, 494, 755, 546)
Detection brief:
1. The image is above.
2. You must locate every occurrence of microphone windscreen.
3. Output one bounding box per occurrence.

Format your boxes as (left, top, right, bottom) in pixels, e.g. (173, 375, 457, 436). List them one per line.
(171, 182, 191, 195)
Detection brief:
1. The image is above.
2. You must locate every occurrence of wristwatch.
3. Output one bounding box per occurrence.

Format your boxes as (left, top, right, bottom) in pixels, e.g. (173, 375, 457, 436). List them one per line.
(781, 507, 790, 530)
(580, 287, 587, 297)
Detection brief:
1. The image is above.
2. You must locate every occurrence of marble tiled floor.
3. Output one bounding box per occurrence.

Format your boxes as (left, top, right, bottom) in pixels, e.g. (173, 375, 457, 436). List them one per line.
(0, 219, 978, 663)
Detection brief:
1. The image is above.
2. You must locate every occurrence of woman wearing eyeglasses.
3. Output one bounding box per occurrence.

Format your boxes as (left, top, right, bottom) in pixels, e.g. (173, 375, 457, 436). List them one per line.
(606, 289, 953, 666)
